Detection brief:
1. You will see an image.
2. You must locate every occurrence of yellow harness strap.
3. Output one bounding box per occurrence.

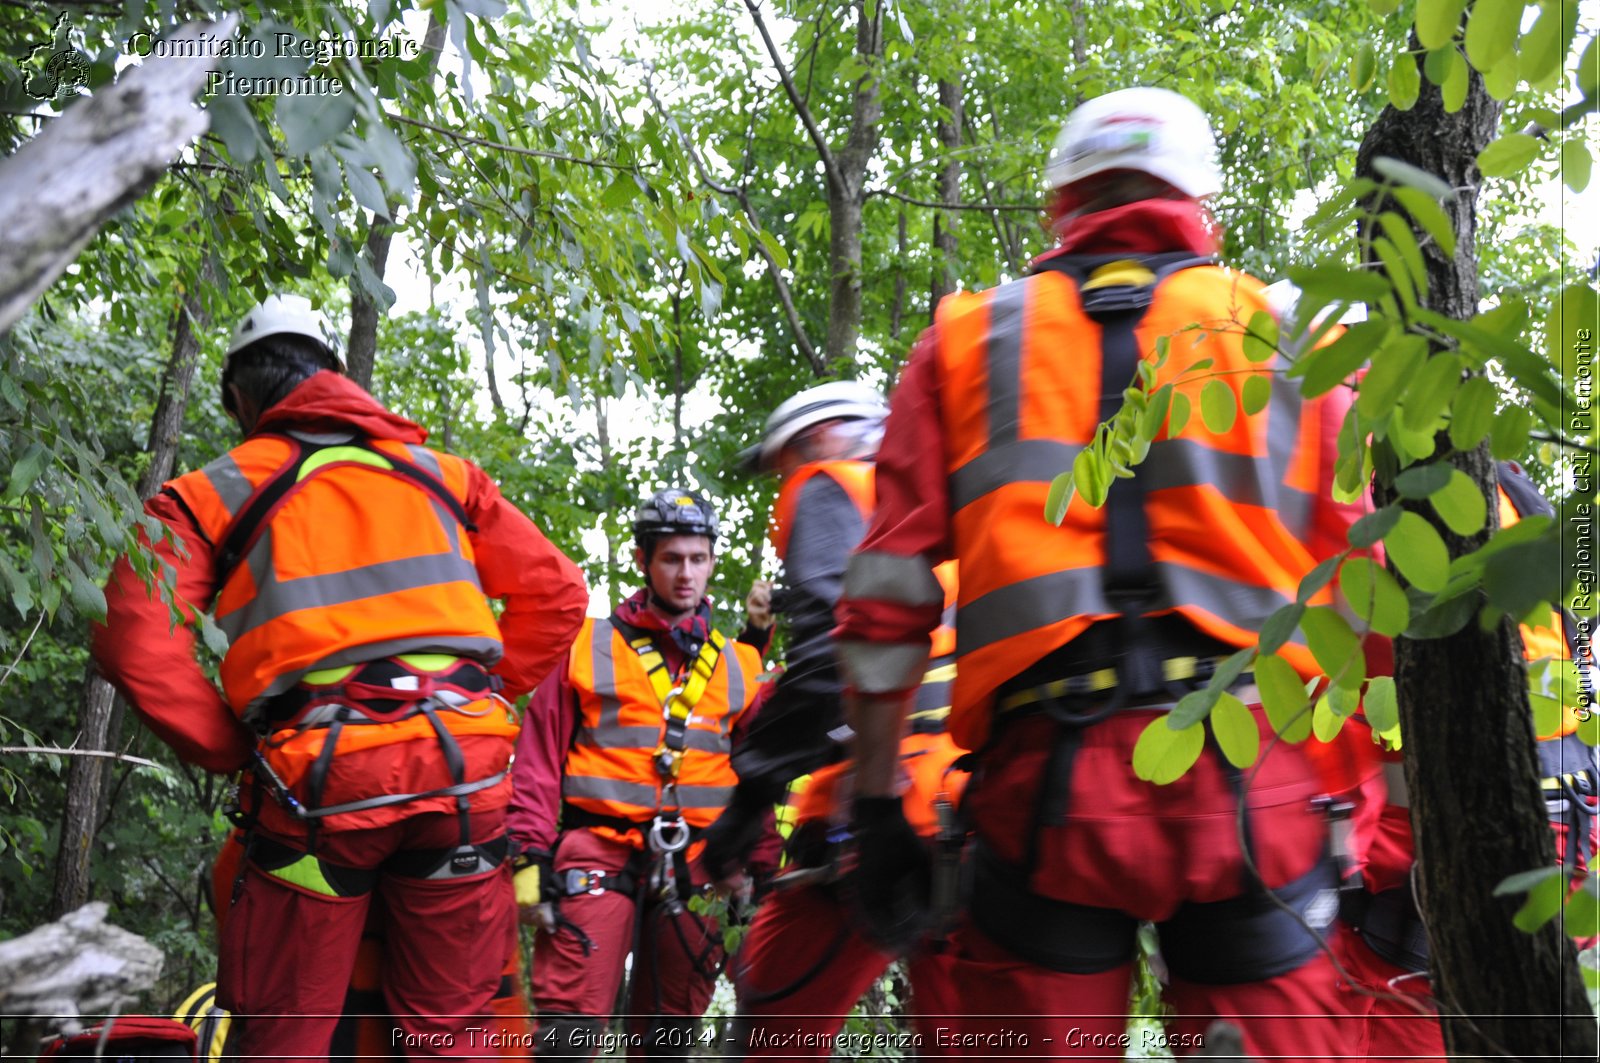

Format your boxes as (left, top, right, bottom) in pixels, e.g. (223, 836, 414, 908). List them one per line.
(628, 630, 726, 782)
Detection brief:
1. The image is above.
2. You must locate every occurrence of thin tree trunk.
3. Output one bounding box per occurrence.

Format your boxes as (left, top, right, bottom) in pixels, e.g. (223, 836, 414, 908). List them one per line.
(346, 220, 393, 390)
(52, 276, 210, 919)
(823, 1, 882, 367)
(1356, 43, 1596, 1058)
(931, 77, 962, 310)
(344, 13, 443, 389)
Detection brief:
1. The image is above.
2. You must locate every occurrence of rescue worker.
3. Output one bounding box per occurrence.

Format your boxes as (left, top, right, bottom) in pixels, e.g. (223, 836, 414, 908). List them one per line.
(91, 294, 589, 1058)
(833, 87, 1366, 1057)
(697, 384, 965, 1053)
(508, 489, 765, 1061)
(1335, 460, 1599, 1060)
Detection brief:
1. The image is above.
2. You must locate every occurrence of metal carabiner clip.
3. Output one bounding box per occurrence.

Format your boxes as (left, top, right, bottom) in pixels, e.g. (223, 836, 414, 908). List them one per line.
(661, 684, 686, 720)
(648, 814, 691, 854)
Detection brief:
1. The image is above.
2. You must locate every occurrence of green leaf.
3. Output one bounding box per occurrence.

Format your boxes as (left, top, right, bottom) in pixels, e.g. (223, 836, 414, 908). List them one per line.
(1492, 405, 1534, 460)
(6, 442, 48, 498)
(1211, 693, 1260, 769)
(1463, 0, 1520, 72)
(65, 559, 106, 621)
(1298, 554, 1346, 605)
(1552, 283, 1600, 384)
(1378, 212, 1429, 301)
(1168, 391, 1192, 437)
(1388, 51, 1421, 110)
(276, 92, 358, 156)
(1494, 865, 1565, 897)
(1513, 872, 1568, 932)
(1045, 471, 1075, 525)
(1357, 333, 1428, 419)
(1399, 352, 1462, 433)
(1375, 157, 1454, 201)
(1441, 48, 1470, 111)
(1168, 686, 1223, 730)
(1200, 379, 1239, 434)
(1449, 375, 1498, 451)
(1420, 0, 1465, 48)
(1395, 462, 1453, 499)
(206, 93, 260, 165)
(1482, 49, 1521, 100)
(1564, 877, 1599, 941)
(1132, 715, 1205, 784)
(1340, 557, 1411, 637)
(1350, 505, 1404, 549)
(1242, 375, 1272, 416)
(1520, 0, 1580, 87)
(1352, 39, 1379, 91)
(1294, 319, 1392, 397)
(1581, 34, 1600, 100)
(1369, 0, 1402, 13)
(1243, 310, 1279, 363)
(1415, 0, 1467, 50)
(1393, 186, 1457, 255)
(1258, 603, 1306, 654)
(1386, 511, 1451, 592)
(1302, 605, 1367, 688)
(1431, 469, 1488, 536)
(1257, 653, 1312, 742)
(1477, 133, 1543, 178)
(1562, 139, 1593, 194)
(1072, 446, 1110, 508)
(1286, 266, 1394, 306)
(1364, 675, 1400, 734)
(1425, 44, 1456, 84)
(1483, 530, 1562, 619)
(1312, 693, 1346, 742)
(1140, 383, 1175, 441)
(758, 230, 790, 271)
(344, 163, 389, 219)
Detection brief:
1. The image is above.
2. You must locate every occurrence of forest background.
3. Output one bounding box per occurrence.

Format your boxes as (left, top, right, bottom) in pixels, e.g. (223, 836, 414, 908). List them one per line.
(0, 0, 1597, 1053)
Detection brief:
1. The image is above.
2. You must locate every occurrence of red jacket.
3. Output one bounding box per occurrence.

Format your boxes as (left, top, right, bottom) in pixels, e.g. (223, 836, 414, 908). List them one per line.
(92, 372, 588, 773)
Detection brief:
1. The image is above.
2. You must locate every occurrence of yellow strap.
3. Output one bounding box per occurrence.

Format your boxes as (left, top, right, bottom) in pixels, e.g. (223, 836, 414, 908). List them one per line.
(994, 656, 1230, 715)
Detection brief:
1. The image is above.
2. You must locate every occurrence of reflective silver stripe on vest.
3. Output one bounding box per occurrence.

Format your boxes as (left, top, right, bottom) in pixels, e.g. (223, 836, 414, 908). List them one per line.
(950, 439, 1082, 512)
(837, 640, 931, 695)
(1141, 438, 1310, 513)
(724, 646, 746, 719)
(200, 454, 255, 516)
(984, 280, 1028, 448)
(1268, 371, 1312, 539)
(1383, 760, 1409, 809)
(563, 775, 734, 812)
(955, 563, 1301, 659)
(843, 551, 946, 607)
(574, 725, 729, 755)
(219, 550, 486, 646)
(404, 446, 464, 553)
(585, 619, 626, 735)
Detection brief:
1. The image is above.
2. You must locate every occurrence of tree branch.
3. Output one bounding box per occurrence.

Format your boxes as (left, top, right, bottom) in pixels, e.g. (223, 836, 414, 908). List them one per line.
(866, 186, 1039, 212)
(0, 747, 163, 769)
(742, 0, 843, 198)
(640, 74, 823, 375)
(387, 112, 634, 171)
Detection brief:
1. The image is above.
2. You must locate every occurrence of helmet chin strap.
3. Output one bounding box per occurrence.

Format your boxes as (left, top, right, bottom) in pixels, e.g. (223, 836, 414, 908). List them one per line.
(646, 575, 694, 622)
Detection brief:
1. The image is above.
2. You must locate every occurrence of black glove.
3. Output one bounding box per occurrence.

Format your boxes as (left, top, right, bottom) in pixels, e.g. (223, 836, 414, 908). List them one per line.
(848, 795, 933, 954)
(699, 783, 775, 881)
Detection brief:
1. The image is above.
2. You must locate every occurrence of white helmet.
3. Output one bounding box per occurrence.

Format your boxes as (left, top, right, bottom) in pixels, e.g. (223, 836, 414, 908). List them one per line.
(225, 294, 343, 366)
(1044, 87, 1222, 200)
(744, 380, 889, 472)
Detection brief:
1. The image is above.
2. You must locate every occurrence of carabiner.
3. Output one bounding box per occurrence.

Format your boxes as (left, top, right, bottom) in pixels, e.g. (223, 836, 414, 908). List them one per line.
(648, 814, 691, 854)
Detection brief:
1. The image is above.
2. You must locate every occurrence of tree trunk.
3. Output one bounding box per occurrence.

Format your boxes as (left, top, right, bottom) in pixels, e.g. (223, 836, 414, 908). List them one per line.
(930, 78, 962, 309)
(52, 278, 210, 919)
(345, 219, 393, 390)
(344, 12, 442, 390)
(1356, 46, 1596, 1059)
(823, 0, 883, 367)
(890, 210, 907, 340)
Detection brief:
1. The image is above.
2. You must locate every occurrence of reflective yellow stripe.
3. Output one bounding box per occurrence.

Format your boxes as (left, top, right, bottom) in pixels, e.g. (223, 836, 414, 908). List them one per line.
(302, 664, 358, 684)
(265, 853, 341, 897)
(297, 446, 393, 479)
(396, 653, 463, 671)
(922, 663, 957, 684)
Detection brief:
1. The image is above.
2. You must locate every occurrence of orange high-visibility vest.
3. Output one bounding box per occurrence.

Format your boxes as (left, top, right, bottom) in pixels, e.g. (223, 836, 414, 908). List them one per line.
(931, 263, 1338, 750)
(163, 432, 503, 720)
(771, 458, 959, 660)
(562, 617, 763, 842)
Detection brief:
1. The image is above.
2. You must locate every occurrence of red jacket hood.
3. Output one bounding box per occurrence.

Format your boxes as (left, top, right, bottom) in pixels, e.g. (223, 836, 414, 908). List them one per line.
(253, 371, 427, 444)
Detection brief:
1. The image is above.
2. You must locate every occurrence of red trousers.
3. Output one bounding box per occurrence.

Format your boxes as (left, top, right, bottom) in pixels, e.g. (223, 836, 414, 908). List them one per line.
(1330, 922, 1444, 1061)
(217, 809, 515, 1061)
(948, 706, 1355, 1060)
(732, 880, 961, 1058)
(531, 828, 724, 1059)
